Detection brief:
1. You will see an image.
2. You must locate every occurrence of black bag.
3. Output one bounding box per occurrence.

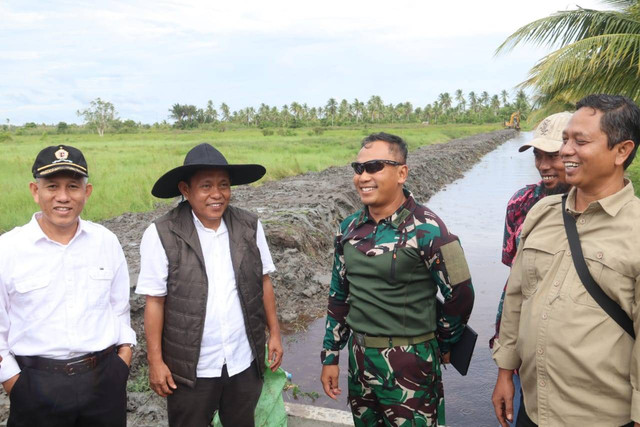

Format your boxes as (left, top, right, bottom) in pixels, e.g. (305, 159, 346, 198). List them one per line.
(561, 195, 635, 339)
(436, 298, 477, 375)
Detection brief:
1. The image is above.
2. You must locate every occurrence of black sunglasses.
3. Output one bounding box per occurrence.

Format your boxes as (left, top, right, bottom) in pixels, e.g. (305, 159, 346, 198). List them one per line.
(351, 159, 405, 175)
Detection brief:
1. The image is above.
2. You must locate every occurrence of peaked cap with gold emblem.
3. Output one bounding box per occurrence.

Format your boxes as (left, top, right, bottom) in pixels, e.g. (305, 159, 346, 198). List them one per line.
(32, 145, 89, 178)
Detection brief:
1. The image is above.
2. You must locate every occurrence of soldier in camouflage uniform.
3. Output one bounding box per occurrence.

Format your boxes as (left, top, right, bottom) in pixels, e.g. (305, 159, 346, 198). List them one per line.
(320, 132, 474, 426)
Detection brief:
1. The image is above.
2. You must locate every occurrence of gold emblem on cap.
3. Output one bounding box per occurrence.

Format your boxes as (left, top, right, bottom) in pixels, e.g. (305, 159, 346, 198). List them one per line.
(55, 147, 69, 160)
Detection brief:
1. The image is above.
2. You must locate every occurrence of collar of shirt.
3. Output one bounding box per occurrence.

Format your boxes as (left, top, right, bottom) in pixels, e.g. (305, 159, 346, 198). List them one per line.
(191, 211, 228, 236)
(26, 213, 87, 246)
(354, 188, 416, 229)
(565, 179, 635, 217)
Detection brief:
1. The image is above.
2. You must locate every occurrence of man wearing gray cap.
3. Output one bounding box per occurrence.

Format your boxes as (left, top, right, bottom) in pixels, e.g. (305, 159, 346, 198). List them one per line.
(490, 112, 572, 425)
(493, 95, 640, 426)
(136, 143, 282, 427)
(0, 145, 136, 426)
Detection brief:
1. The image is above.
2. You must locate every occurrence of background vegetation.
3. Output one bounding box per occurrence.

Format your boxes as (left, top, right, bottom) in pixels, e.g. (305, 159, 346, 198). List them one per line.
(0, 123, 502, 233)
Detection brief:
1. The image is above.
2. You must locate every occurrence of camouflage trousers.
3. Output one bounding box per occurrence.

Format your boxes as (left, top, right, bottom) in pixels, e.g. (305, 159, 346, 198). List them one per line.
(348, 336, 445, 427)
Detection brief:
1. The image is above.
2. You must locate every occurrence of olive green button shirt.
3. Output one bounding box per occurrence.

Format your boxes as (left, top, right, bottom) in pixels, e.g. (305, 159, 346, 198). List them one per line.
(493, 181, 640, 426)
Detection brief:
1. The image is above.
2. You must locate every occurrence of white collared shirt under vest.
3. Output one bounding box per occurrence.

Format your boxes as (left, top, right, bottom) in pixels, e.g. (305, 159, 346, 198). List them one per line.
(0, 213, 137, 383)
(135, 212, 276, 378)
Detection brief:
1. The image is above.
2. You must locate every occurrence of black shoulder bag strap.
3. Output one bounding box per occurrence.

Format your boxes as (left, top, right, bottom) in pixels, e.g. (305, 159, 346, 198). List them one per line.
(561, 194, 635, 339)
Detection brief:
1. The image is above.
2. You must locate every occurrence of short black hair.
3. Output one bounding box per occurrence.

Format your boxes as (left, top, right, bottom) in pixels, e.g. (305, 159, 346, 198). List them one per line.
(576, 94, 640, 169)
(360, 132, 408, 163)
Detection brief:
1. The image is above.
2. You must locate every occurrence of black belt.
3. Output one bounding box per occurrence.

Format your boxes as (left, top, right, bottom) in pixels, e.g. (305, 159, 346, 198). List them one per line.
(15, 345, 116, 376)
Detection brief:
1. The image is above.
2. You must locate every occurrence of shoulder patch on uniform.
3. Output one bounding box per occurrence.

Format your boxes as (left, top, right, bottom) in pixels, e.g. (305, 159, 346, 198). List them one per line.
(440, 240, 471, 285)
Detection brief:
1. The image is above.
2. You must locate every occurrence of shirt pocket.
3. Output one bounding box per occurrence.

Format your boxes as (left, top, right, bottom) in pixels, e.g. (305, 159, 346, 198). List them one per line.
(87, 267, 113, 309)
(569, 250, 631, 310)
(13, 276, 51, 320)
(520, 242, 557, 298)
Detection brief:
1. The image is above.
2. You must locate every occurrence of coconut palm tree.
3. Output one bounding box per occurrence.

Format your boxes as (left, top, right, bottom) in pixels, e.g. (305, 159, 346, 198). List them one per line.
(455, 89, 466, 112)
(496, 0, 640, 113)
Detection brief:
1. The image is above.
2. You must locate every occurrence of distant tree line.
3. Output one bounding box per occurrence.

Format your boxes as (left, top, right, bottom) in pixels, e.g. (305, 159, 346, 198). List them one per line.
(2, 90, 531, 137)
(168, 90, 531, 130)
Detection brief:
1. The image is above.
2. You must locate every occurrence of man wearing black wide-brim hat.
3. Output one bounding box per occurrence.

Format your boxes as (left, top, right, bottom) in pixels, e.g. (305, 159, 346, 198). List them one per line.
(0, 145, 136, 426)
(135, 143, 282, 427)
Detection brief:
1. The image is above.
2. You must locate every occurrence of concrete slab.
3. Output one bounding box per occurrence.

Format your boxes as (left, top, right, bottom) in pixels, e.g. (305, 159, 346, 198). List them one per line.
(285, 402, 353, 426)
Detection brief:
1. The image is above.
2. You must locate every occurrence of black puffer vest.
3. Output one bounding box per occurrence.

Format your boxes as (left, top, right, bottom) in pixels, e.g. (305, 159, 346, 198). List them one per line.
(154, 201, 266, 387)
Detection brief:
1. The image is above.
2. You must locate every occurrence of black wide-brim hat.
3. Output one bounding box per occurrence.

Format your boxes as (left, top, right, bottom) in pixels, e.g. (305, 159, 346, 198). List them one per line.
(152, 143, 266, 198)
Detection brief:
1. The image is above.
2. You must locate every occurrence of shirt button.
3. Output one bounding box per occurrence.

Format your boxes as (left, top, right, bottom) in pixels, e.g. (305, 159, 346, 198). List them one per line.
(539, 380, 546, 387)
(597, 252, 603, 259)
(542, 313, 548, 320)
(566, 250, 572, 256)
(553, 280, 560, 287)
(537, 347, 544, 355)
(579, 218, 586, 224)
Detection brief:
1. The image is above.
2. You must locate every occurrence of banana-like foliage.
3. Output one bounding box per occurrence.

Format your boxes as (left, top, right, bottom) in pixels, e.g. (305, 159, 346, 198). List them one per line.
(496, 1, 640, 116)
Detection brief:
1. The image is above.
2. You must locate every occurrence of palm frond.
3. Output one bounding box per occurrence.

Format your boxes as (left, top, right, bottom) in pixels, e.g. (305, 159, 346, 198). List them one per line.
(519, 34, 640, 103)
(495, 8, 640, 54)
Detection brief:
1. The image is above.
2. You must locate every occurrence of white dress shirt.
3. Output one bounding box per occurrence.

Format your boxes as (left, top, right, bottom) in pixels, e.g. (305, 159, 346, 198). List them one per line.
(135, 213, 275, 378)
(0, 214, 137, 383)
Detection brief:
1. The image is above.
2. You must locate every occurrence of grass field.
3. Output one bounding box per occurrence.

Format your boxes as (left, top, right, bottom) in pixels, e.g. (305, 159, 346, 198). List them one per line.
(0, 123, 503, 233)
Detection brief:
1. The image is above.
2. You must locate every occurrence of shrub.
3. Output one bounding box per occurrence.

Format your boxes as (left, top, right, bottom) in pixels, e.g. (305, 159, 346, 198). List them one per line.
(313, 127, 325, 135)
(57, 122, 69, 134)
(0, 132, 12, 142)
(262, 129, 274, 136)
(277, 128, 296, 137)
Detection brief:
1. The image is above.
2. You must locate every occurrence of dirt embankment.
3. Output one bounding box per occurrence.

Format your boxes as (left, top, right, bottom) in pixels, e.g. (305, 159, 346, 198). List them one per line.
(0, 129, 516, 425)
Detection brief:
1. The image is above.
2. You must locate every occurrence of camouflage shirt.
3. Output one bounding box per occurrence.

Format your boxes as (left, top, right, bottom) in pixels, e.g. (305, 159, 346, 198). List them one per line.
(321, 190, 474, 364)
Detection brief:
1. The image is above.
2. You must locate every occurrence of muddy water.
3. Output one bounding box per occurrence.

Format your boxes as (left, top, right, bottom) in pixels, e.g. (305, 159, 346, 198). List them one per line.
(281, 132, 539, 425)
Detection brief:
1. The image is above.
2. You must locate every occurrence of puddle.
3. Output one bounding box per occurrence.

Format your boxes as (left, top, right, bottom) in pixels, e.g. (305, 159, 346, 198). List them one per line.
(281, 132, 539, 425)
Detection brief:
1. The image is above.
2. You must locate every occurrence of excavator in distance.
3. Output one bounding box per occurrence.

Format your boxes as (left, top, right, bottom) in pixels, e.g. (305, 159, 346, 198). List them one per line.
(504, 111, 521, 130)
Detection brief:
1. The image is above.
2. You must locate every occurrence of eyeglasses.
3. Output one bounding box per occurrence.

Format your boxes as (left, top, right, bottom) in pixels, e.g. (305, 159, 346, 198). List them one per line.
(351, 159, 405, 175)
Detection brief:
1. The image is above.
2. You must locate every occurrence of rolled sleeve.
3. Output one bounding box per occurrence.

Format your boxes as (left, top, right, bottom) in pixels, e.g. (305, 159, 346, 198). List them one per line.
(257, 220, 276, 275)
(135, 224, 169, 297)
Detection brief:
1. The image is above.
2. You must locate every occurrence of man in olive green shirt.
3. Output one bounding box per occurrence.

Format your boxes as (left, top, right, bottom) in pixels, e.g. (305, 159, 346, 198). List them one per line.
(492, 94, 640, 427)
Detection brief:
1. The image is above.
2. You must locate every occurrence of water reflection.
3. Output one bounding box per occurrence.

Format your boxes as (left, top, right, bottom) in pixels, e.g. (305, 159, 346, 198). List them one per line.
(281, 132, 538, 426)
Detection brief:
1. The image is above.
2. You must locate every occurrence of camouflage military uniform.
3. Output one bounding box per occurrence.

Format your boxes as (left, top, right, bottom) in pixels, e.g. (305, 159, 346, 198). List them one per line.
(321, 190, 474, 426)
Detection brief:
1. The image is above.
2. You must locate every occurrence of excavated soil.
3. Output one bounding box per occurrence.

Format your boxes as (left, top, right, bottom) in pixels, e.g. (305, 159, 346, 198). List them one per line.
(0, 129, 516, 425)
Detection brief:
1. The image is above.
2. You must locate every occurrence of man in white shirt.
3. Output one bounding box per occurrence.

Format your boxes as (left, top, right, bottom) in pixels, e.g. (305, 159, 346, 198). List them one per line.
(0, 145, 136, 427)
(136, 143, 283, 427)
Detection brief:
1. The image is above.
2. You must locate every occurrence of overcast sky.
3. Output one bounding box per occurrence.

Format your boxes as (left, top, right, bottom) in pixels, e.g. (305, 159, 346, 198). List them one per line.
(1, 0, 604, 125)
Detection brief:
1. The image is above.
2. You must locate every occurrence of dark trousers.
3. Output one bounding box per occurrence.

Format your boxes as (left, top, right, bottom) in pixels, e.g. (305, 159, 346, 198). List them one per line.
(8, 350, 129, 427)
(517, 395, 634, 427)
(167, 360, 262, 427)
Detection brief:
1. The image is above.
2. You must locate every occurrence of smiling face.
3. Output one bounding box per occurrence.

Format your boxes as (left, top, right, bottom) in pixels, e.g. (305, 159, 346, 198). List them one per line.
(178, 168, 231, 230)
(353, 140, 408, 219)
(534, 148, 567, 192)
(561, 107, 623, 195)
(29, 172, 92, 240)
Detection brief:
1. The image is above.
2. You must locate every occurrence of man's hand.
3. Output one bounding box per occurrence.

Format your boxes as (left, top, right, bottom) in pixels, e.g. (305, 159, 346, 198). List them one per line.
(117, 345, 133, 368)
(492, 368, 515, 427)
(321, 365, 342, 400)
(267, 332, 283, 372)
(2, 373, 20, 395)
(441, 351, 451, 364)
(148, 360, 177, 397)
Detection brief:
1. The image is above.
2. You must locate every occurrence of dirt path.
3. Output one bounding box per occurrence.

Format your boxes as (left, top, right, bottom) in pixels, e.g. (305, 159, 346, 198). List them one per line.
(0, 129, 516, 425)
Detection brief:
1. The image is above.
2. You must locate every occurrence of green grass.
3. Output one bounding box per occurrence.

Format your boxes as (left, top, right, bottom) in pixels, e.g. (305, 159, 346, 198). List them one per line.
(628, 160, 640, 197)
(0, 123, 501, 232)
